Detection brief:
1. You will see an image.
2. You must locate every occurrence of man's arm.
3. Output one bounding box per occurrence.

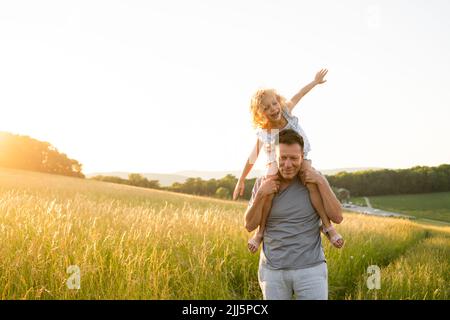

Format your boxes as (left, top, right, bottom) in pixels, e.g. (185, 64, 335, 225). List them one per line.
(244, 185, 266, 232)
(244, 176, 279, 232)
(316, 172, 343, 224)
(303, 169, 343, 224)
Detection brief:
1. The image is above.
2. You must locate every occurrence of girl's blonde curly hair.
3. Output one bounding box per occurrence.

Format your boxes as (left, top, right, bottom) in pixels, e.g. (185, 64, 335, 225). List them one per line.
(250, 88, 288, 129)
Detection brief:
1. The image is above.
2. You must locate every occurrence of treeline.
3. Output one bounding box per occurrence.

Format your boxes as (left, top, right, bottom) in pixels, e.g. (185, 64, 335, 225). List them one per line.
(91, 173, 257, 200)
(168, 175, 256, 199)
(165, 175, 347, 201)
(0, 131, 84, 178)
(326, 164, 450, 197)
(6, 128, 445, 199)
(92, 164, 450, 200)
(91, 173, 161, 189)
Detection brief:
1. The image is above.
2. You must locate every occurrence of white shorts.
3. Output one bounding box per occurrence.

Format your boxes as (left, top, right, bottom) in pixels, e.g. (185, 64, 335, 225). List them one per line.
(258, 262, 328, 300)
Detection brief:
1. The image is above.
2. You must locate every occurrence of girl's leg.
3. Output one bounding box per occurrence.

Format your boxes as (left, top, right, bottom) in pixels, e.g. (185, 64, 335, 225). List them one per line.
(248, 193, 275, 253)
(301, 160, 344, 248)
(305, 183, 343, 248)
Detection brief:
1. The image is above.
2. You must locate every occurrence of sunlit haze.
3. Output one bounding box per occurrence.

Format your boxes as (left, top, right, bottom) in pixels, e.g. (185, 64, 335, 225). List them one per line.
(1, 0, 449, 174)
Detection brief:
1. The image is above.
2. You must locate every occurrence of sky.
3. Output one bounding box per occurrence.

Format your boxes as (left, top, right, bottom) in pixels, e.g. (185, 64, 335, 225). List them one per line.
(1, 0, 449, 175)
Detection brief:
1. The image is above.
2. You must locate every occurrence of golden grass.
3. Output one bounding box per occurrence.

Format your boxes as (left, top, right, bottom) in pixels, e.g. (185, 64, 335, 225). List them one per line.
(0, 167, 448, 299)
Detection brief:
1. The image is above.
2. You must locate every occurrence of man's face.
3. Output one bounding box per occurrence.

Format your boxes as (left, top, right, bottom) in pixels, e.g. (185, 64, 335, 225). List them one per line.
(276, 143, 303, 180)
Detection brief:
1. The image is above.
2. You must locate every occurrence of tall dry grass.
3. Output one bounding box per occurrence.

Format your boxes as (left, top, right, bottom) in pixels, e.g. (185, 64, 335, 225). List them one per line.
(0, 168, 448, 299)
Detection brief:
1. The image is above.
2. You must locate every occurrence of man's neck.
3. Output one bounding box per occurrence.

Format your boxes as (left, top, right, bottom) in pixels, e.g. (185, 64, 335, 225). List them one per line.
(278, 172, 296, 190)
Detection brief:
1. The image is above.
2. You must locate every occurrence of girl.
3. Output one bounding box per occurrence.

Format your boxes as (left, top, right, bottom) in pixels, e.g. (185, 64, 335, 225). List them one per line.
(233, 69, 344, 253)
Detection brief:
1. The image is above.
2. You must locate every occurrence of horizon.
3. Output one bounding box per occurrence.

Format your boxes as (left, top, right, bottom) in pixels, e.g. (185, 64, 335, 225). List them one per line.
(84, 164, 446, 176)
(2, 0, 450, 174)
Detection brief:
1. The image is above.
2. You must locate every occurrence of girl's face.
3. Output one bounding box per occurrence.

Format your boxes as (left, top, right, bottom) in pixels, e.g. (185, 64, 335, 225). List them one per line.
(260, 94, 282, 123)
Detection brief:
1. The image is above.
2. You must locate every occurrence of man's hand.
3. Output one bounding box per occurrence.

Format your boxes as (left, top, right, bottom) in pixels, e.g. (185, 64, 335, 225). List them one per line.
(244, 175, 280, 232)
(313, 68, 328, 85)
(257, 175, 280, 198)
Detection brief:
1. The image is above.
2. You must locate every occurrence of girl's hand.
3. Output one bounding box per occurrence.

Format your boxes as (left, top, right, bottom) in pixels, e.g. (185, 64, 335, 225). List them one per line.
(233, 179, 245, 200)
(302, 167, 325, 185)
(314, 68, 328, 85)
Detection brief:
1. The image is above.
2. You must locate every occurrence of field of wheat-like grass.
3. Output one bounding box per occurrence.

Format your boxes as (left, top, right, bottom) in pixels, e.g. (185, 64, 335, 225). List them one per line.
(1, 168, 449, 299)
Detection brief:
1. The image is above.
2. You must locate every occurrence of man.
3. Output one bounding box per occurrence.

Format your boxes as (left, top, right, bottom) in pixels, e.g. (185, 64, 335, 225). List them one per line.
(244, 129, 343, 300)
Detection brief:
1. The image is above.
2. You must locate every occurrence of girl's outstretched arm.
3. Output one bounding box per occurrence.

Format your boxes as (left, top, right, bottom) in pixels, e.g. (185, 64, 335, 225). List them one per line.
(287, 68, 328, 113)
(233, 138, 263, 200)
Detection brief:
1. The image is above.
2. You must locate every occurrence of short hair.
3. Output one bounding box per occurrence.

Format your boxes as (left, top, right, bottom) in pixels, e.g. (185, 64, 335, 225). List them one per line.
(278, 129, 304, 150)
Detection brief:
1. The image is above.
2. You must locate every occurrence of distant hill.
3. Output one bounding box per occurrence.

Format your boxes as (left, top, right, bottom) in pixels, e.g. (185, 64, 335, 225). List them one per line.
(86, 167, 383, 186)
(86, 172, 189, 187)
(321, 167, 384, 176)
(85, 170, 266, 186)
(177, 168, 384, 178)
(174, 170, 265, 180)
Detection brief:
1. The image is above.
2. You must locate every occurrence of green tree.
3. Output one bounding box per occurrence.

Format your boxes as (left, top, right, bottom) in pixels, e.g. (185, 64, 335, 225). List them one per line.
(128, 173, 160, 189)
(0, 131, 84, 178)
(215, 187, 230, 199)
(337, 188, 350, 203)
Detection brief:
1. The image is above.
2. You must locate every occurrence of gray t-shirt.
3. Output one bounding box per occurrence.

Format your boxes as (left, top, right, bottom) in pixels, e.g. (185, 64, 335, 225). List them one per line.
(249, 175, 326, 270)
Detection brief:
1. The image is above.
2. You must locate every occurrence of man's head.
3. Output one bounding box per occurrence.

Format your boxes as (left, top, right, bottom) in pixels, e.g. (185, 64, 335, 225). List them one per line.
(276, 129, 304, 180)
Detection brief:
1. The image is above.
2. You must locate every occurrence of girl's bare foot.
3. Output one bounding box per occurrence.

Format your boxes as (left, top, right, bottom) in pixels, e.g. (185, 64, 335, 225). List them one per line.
(321, 225, 344, 248)
(247, 234, 263, 253)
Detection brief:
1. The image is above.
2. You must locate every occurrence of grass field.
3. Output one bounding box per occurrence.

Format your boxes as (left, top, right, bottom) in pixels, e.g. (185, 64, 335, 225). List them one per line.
(351, 192, 450, 223)
(1, 167, 449, 299)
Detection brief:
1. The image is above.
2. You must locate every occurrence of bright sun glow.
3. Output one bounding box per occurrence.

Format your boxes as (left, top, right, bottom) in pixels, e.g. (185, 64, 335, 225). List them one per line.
(1, 0, 449, 174)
